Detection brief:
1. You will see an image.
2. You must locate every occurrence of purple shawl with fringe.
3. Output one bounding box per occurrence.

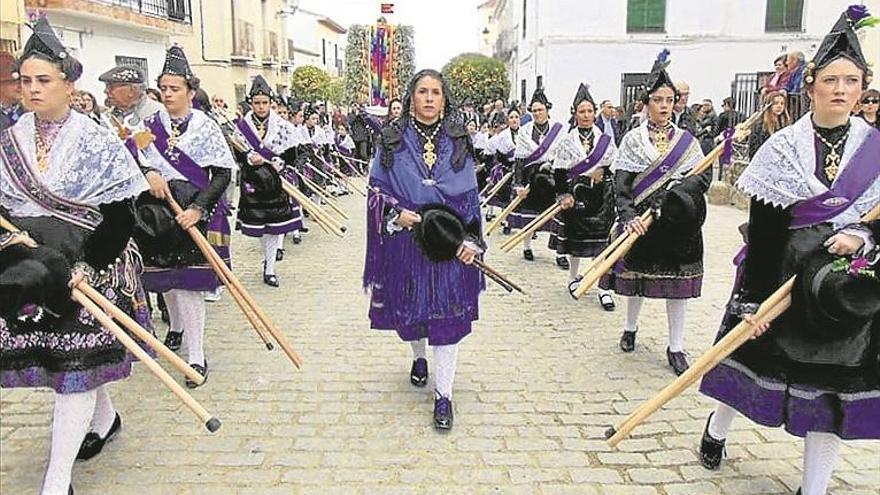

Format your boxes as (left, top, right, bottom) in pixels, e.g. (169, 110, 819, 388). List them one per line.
(364, 123, 484, 328)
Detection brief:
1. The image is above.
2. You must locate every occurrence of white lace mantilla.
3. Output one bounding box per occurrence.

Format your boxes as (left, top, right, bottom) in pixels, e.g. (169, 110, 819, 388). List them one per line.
(487, 127, 516, 155)
(553, 126, 618, 174)
(235, 110, 301, 155)
(514, 121, 566, 163)
(472, 131, 489, 151)
(611, 121, 704, 179)
(1, 112, 148, 218)
(334, 133, 355, 151)
(138, 109, 235, 182)
(737, 114, 880, 229)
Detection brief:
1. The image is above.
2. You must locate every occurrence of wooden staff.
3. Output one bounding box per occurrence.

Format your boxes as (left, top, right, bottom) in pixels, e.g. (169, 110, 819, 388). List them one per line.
(322, 159, 368, 197)
(71, 288, 221, 431)
(167, 197, 304, 369)
(331, 152, 368, 179)
(473, 258, 525, 294)
(571, 107, 766, 297)
(480, 172, 513, 208)
(77, 284, 205, 386)
(605, 202, 880, 447)
(499, 202, 564, 252)
(484, 186, 529, 237)
(331, 151, 370, 166)
(294, 171, 350, 222)
(280, 178, 347, 238)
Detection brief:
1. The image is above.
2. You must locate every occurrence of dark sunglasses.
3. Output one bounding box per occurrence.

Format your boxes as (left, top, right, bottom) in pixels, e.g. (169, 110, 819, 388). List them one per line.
(861, 98, 879, 104)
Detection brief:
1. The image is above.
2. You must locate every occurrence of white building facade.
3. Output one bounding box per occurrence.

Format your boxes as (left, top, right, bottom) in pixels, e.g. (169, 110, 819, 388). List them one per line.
(494, 0, 878, 110)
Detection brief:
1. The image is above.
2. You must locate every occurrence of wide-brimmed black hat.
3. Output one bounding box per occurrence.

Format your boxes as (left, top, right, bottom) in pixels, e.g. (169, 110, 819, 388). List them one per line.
(793, 249, 880, 338)
(0, 244, 72, 319)
(135, 203, 179, 246)
(413, 204, 469, 262)
(660, 185, 706, 227)
(242, 164, 282, 199)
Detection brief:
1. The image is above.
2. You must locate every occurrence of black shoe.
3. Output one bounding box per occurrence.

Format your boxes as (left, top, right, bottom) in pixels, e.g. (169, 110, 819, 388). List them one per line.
(69, 486, 74, 495)
(522, 249, 535, 261)
(76, 412, 121, 461)
(531, 232, 538, 240)
(485, 213, 496, 222)
(160, 307, 170, 324)
(300, 226, 310, 233)
(795, 490, 801, 495)
(263, 273, 280, 287)
(619, 330, 636, 352)
(502, 225, 512, 235)
(410, 358, 428, 387)
(666, 347, 690, 376)
(276, 248, 285, 261)
(186, 361, 208, 389)
(598, 292, 616, 311)
(433, 396, 454, 431)
(567, 276, 583, 300)
(555, 256, 569, 270)
(699, 413, 726, 470)
(164, 330, 182, 351)
(292, 234, 302, 245)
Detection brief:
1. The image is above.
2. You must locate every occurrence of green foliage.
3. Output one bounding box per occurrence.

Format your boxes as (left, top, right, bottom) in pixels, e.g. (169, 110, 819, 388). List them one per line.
(290, 65, 332, 103)
(344, 25, 370, 103)
(442, 53, 510, 107)
(394, 25, 415, 92)
(326, 77, 345, 106)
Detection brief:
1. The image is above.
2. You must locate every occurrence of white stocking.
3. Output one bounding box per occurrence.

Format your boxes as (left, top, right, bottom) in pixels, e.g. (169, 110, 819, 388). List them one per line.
(410, 338, 427, 360)
(802, 432, 840, 495)
(433, 344, 459, 399)
(666, 299, 687, 352)
(90, 385, 116, 436)
(164, 290, 184, 334)
(261, 234, 282, 275)
(42, 391, 96, 495)
(708, 402, 738, 440)
(165, 289, 206, 365)
(568, 256, 581, 281)
(625, 296, 644, 332)
(522, 237, 532, 251)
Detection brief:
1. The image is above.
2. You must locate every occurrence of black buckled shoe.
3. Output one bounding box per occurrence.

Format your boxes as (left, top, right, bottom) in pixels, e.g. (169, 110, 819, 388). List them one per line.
(522, 249, 535, 261)
(666, 347, 690, 376)
(699, 413, 726, 470)
(186, 361, 208, 389)
(502, 225, 512, 235)
(276, 248, 285, 261)
(433, 396, 454, 431)
(556, 256, 570, 270)
(163, 330, 182, 351)
(410, 358, 428, 387)
(567, 276, 583, 300)
(598, 292, 616, 311)
(77, 412, 121, 461)
(263, 273, 280, 287)
(619, 330, 636, 352)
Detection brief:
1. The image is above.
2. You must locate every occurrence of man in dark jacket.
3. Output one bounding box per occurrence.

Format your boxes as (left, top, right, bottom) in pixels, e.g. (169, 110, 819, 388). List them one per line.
(348, 102, 372, 163)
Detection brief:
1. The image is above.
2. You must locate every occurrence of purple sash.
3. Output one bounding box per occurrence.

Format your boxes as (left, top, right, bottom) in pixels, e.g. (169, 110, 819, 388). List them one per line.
(235, 118, 276, 162)
(144, 117, 231, 253)
(632, 132, 695, 205)
(790, 131, 880, 229)
(567, 133, 612, 181)
(523, 122, 564, 165)
(0, 130, 102, 230)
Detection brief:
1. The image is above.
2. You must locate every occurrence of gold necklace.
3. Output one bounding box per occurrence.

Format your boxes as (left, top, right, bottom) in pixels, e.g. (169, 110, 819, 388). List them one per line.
(813, 129, 848, 181)
(168, 120, 182, 150)
(413, 121, 441, 169)
(578, 128, 593, 155)
(653, 124, 672, 154)
(35, 130, 50, 173)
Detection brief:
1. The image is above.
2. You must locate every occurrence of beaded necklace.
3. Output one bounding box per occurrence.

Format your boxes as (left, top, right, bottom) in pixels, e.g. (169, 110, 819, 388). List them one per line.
(813, 125, 849, 182)
(34, 111, 72, 173)
(412, 119, 441, 169)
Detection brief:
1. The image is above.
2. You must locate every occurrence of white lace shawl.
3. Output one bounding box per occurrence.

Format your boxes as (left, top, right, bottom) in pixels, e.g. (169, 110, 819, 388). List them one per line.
(487, 127, 516, 155)
(611, 121, 705, 179)
(472, 131, 490, 151)
(235, 110, 300, 155)
(737, 114, 880, 229)
(138, 109, 235, 182)
(1, 112, 148, 218)
(514, 121, 566, 163)
(335, 133, 355, 151)
(552, 126, 618, 174)
(304, 125, 328, 146)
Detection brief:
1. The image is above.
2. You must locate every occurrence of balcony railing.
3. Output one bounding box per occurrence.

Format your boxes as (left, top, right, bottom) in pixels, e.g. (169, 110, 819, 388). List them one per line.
(89, 0, 192, 23)
(232, 20, 256, 59)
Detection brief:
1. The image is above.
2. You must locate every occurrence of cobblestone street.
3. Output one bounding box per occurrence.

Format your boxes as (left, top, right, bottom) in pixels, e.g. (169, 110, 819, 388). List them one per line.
(2, 195, 878, 495)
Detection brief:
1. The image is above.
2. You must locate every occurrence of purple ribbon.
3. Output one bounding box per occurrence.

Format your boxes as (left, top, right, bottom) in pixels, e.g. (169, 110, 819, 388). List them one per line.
(719, 127, 735, 167)
(235, 118, 276, 162)
(567, 134, 611, 181)
(489, 162, 504, 183)
(632, 133, 695, 202)
(790, 130, 880, 229)
(368, 188, 399, 242)
(523, 122, 564, 165)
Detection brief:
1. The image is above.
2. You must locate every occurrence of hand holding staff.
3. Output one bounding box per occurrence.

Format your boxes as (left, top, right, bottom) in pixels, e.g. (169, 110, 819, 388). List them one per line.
(485, 185, 529, 237)
(604, 202, 880, 447)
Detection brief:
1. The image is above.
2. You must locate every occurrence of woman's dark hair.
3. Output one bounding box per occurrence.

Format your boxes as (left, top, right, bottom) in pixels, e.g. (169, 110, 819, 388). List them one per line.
(386, 98, 402, 118)
(15, 51, 83, 83)
(81, 91, 99, 114)
(145, 87, 163, 102)
(380, 69, 472, 169)
(157, 73, 200, 91)
(192, 87, 211, 111)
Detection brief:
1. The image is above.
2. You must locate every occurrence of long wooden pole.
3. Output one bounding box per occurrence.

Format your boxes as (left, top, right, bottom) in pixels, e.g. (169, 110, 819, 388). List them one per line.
(499, 203, 564, 252)
(72, 288, 221, 432)
(480, 172, 513, 208)
(485, 186, 529, 237)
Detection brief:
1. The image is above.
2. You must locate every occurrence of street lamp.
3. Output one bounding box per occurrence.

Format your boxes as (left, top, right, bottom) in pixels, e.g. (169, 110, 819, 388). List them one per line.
(277, 0, 300, 17)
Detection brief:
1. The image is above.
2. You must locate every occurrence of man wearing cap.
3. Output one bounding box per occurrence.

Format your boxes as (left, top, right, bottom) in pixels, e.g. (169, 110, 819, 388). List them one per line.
(0, 52, 23, 131)
(99, 64, 163, 131)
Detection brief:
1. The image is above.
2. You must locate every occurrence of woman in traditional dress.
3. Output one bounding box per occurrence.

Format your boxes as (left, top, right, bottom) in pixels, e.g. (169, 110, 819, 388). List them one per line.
(364, 69, 483, 431)
(599, 50, 709, 376)
(484, 106, 520, 227)
(698, 8, 880, 494)
(511, 88, 567, 265)
(232, 75, 303, 286)
(0, 18, 151, 494)
(552, 83, 618, 311)
(135, 45, 234, 387)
